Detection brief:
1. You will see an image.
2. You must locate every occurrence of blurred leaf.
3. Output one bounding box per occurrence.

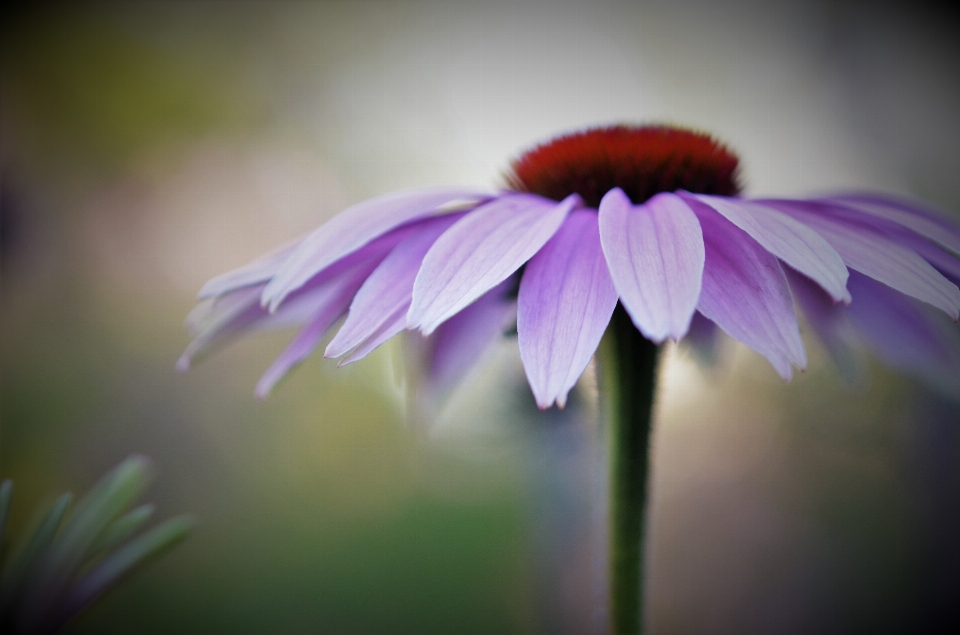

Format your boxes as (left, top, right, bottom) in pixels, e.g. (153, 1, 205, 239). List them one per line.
(60, 515, 193, 627)
(88, 504, 155, 557)
(18, 456, 151, 631)
(0, 480, 11, 550)
(0, 455, 191, 634)
(0, 493, 72, 617)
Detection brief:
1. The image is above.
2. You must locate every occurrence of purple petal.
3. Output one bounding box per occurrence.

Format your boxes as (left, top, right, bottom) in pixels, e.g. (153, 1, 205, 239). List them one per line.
(764, 196, 960, 289)
(339, 307, 408, 366)
(845, 271, 960, 395)
(177, 287, 264, 371)
(179, 239, 391, 373)
(824, 193, 960, 256)
(518, 210, 619, 409)
(422, 279, 516, 396)
(785, 267, 845, 348)
(690, 194, 850, 303)
(680, 311, 722, 367)
(807, 200, 960, 286)
(179, 286, 329, 373)
(764, 200, 960, 320)
(888, 231, 960, 287)
(254, 279, 361, 398)
(598, 189, 704, 342)
(198, 237, 303, 300)
(325, 213, 464, 359)
(185, 285, 262, 337)
(408, 193, 577, 335)
(261, 187, 491, 311)
(784, 267, 863, 381)
(687, 198, 807, 380)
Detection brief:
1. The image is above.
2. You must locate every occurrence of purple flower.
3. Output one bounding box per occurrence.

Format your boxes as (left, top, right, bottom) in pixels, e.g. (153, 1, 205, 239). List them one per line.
(180, 126, 960, 406)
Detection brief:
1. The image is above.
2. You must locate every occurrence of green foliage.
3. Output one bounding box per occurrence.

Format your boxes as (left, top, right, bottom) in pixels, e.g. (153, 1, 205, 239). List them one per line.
(0, 456, 192, 635)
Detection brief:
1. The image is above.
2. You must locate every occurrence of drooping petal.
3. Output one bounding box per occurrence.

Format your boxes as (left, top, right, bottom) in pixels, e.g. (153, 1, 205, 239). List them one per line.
(338, 307, 409, 366)
(764, 200, 960, 320)
(198, 237, 303, 300)
(179, 285, 335, 373)
(177, 287, 264, 371)
(814, 199, 960, 287)
(825, 193, 960, 256)
(689, 193, 850, 303)
(262, 187, 491, 311)
(255, 274, 364, 398)
(687, 198, 806, 380)
(518, 210, 619, 409)
(185, 285, 262, 337)
(179, 237, 393, 373)
(784, 267, 863, 382)
(422, 279, 516, 396)
(325, 213, 464, 360)
(408, 193, 577, 335)
(765, 196, 960, 289)
(598, 189, 704, 342)
(845, 271, 960, 396)
(885, 229, 960, 287)
(679, 311, 722, 367)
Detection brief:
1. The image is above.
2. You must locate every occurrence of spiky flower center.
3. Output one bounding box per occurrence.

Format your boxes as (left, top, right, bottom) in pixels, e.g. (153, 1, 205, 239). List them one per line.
(505, 125, 742, 208)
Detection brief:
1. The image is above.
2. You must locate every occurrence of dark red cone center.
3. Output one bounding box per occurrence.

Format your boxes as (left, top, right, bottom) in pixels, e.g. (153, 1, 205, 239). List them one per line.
(505, 124, 742, 208)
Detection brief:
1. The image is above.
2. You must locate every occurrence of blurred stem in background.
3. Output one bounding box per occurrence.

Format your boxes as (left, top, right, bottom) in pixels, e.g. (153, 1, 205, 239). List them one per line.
(0, 455, 191, 635)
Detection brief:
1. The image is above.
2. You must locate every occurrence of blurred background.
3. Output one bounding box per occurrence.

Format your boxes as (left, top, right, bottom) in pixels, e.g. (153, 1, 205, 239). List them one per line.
(2, 2, 958, 633)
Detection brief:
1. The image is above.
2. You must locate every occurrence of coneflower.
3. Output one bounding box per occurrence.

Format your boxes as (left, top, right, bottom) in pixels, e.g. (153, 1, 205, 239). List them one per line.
(180, 124, 960, 634)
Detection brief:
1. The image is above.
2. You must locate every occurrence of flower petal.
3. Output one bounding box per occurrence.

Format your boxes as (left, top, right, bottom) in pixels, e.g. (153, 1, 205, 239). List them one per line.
(888, 231, 960, 287)
(688, 198, 806, 380)
(845, 271, 960, 396)
(680, 311, 722, 367)
(180, 284, 340, 373)
(764, 200, 960, 320)
(408, 193, 576, 335)
(325, 213, 464, 359)
(805, 200, 960, 286)
(598, 189, 704, 342)
(177, 287, 264, 371)
(825, 193, 960, 256)
(784, 267, 863, 381)
(262, 187, 491, 311)
(179, 238, 393, 372)
(423, 279, 516, 396)
(198, 237, 303, 300)
(689, 193, 850, 303)
(338, 307, 408, 366)
(185, 285, 262, 337)
(254, 276, 363, 398)
(518, 210, 619, 409)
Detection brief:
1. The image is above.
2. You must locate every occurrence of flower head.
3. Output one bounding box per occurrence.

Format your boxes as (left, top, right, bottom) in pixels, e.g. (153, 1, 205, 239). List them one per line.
(180, 125, 960, 407)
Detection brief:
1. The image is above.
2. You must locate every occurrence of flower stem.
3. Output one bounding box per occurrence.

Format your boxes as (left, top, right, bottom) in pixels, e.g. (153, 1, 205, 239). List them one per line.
(600, 305, 660, 635)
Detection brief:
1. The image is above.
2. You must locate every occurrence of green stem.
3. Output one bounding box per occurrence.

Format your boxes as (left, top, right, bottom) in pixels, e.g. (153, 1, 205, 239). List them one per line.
(600, 305, 661, 635)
